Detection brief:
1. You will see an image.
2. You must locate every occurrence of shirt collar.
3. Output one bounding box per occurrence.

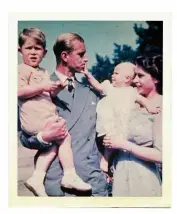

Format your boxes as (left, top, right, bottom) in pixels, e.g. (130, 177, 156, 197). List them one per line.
(55, 70, 75, 87)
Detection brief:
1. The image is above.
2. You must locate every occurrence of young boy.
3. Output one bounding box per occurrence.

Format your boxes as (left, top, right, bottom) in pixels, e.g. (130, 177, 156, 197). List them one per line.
(18, 28, 91, 196)
(81, 62, 160, 172)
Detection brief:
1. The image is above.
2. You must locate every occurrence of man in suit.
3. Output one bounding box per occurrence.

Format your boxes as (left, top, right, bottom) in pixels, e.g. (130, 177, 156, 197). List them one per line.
(20, 33, 107, 196)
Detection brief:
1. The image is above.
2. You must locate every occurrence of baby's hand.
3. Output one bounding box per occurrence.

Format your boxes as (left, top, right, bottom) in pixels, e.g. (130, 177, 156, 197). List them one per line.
(146, 104, 161, 114)
(80, 64, 89, 76)
(42, 81, 59, 92)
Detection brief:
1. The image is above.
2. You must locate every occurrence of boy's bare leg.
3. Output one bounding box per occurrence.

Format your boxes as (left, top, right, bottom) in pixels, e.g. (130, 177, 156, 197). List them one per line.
(57, 134, 74, 170)
(58, 134, 92, 191)
(35, 145, 57, 171)
(25, 134, 92, 195)
(25, 145, 57, 196)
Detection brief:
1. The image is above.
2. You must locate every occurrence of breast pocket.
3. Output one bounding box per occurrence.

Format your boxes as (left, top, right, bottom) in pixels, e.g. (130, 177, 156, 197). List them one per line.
(30, 73, 45, 84)
(86, 102, 97, 120)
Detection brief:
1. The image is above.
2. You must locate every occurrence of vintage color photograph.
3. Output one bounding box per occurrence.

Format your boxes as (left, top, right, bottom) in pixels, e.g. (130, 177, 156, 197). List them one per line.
(8, 13, 171, 207)
(17, 20, 163, 197)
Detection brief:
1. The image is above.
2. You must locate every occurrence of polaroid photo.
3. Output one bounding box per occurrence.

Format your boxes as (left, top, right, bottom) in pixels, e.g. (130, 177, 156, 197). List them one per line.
(9, 12, 171, 208)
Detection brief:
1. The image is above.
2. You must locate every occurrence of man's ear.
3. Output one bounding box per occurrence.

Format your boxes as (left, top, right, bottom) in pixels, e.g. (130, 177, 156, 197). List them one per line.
(61, 51, 69, 62)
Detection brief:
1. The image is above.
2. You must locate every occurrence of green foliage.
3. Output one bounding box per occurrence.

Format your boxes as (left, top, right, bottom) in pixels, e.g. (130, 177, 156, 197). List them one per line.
(91, 54, 114, 82)
(112, 44, 137, 65)
(82, 21, 163, 83)
(134, 21, 163, 56)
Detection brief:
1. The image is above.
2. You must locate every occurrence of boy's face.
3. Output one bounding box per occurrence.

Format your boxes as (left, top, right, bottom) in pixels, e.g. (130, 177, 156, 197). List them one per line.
(19, 37, 47, 68)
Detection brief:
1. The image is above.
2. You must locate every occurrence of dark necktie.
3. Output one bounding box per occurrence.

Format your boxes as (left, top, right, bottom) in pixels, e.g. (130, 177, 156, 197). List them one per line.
(67, 78, 74, 93)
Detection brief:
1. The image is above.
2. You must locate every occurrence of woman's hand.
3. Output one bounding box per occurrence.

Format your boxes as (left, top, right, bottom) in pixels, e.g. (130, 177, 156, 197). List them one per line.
(103, 135, 125, 150)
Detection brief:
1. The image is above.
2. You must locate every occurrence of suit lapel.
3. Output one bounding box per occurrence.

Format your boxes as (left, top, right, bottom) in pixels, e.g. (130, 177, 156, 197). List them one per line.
(50, 72, 58, 82)
(68, 80, 90, 130)
(57, 88, 73, 111)
(50, 72, 73, 111)
(50, 72, 90, 130)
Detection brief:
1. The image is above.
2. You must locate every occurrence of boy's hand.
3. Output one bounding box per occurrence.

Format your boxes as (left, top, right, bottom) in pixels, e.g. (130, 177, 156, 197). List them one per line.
(49, 80, 67, 97)
(42, 81, 59, 92)
(56, 80, 67, 89)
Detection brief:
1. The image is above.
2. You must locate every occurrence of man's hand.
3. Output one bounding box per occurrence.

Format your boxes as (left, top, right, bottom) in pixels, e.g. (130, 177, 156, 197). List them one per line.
(40, 116, 68, 142)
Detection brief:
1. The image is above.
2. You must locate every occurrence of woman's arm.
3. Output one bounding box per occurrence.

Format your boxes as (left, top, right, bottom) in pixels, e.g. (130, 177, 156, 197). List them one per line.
(103, 136, 161, 163)
(122, 140, 161, 163)
(103, 113, 162, 163)
(126, 114, 162, 163)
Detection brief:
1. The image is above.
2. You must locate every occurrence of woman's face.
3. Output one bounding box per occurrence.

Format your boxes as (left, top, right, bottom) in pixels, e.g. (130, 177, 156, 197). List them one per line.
(133, 66, 158, 96)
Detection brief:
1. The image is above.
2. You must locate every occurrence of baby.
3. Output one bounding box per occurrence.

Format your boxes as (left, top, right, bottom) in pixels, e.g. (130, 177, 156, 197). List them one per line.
(81, 62, 160, 172)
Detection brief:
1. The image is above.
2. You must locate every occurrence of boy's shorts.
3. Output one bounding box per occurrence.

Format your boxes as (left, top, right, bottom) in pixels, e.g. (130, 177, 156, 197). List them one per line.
(19, 130, 53, 150)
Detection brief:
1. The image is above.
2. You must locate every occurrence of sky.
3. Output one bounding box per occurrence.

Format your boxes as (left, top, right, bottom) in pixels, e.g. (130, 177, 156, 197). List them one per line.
(18, 21, 148, 79)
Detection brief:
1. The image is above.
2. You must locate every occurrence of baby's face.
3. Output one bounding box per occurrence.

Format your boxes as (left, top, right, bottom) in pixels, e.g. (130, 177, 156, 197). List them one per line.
(111, 68, 122, 87)
(111, 65, 135, 87)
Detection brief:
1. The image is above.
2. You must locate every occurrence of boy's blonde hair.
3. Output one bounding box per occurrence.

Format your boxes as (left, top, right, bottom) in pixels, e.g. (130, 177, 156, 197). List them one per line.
(18, 28, 46, 49)
(53, 33, 84, 64)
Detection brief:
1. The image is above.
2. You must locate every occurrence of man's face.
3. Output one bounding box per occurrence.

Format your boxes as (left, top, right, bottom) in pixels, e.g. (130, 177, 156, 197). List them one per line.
(67, 40, 88, 73)
(19, 37, 46, 68)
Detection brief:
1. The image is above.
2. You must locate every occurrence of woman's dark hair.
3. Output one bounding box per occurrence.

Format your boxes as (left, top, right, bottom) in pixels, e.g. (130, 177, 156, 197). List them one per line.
(136, 55, 163, 95)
